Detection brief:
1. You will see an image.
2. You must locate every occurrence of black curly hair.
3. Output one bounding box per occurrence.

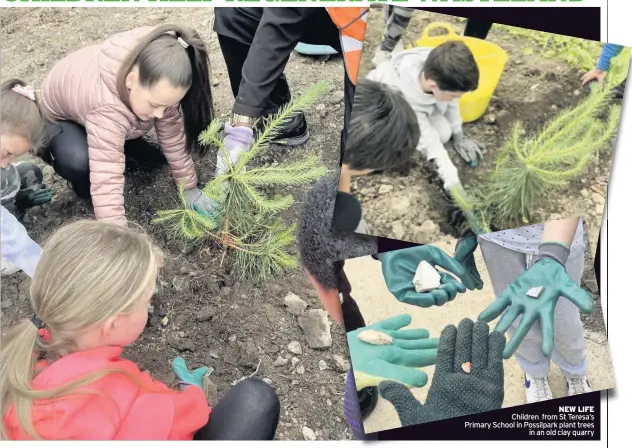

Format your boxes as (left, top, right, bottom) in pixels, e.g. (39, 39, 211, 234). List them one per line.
(297, 172, 377, 289)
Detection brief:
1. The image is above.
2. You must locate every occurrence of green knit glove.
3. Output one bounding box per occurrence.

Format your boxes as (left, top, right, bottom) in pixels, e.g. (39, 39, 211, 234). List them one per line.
(478, 257, 594, 359)
(348, 314, 439, 390)
(379, 319, 505, 426)
(382, 245, 472, 308)
(454, 232, 484, 291)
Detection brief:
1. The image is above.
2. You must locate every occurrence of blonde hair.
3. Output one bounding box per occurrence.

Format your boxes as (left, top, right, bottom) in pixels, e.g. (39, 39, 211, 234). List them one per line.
(0, 78, 50, 154)
(0, 220, 164, 440)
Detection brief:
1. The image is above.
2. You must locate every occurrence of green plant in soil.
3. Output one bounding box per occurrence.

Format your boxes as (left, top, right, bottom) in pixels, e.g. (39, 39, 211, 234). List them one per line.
(476, 82, 621, 228)
(496, 24, 631, 84)
(154, 81, 329, 284)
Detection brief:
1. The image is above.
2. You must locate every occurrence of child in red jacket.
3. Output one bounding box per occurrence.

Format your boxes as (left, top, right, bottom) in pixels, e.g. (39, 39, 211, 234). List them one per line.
(1, 220, 279, 440)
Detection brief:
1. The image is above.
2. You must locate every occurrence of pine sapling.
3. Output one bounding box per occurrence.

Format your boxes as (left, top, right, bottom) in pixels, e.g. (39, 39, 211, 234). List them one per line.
(155, 81, 330, 284)
(482, 82, 621, 227)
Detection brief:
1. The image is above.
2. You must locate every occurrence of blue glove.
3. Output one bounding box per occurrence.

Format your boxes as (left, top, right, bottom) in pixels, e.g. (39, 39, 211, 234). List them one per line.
(171, 356, 210, 389)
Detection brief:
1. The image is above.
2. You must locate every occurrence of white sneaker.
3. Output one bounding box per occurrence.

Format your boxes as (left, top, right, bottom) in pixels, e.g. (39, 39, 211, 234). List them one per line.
(566, 376, 592, 396)
(371, 47, 392, 68)
(525, 372, 553, 403)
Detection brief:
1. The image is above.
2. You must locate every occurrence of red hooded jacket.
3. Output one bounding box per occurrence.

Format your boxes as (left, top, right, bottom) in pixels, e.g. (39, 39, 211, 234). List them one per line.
(3, 346, 210, 440)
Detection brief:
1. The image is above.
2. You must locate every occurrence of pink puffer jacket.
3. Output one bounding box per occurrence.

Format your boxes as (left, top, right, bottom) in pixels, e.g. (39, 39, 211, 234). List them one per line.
(41, 26, 198, 225)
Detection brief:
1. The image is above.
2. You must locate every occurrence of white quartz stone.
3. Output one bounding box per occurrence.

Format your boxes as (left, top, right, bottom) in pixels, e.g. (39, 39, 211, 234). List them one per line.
(413, 260, 441, 293)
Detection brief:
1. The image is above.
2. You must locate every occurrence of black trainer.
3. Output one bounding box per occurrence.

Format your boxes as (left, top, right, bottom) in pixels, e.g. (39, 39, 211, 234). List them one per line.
(358, 386, 379, 419)
(256, 111, 309, 147)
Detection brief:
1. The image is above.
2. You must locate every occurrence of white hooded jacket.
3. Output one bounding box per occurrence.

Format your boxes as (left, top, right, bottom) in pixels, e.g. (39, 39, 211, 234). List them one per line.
(366, 47, 462, 189)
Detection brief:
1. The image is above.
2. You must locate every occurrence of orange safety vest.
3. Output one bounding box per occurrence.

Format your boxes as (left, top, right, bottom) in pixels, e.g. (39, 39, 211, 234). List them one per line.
(327, 7, 369, 85)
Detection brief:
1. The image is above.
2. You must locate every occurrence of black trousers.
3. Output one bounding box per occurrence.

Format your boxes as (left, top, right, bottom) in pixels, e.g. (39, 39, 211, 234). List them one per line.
(44, 121, 167, 200)
(213, 7, 356, 157)
(194, 378, 280, 440)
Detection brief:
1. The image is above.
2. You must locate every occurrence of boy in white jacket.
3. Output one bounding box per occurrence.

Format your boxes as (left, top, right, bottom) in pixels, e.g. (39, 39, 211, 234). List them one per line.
(366, 41, 485, 192)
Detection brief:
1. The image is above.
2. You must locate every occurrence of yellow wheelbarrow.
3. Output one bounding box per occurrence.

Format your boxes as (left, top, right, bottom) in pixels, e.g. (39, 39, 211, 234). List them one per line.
(415, 22, 508, 123)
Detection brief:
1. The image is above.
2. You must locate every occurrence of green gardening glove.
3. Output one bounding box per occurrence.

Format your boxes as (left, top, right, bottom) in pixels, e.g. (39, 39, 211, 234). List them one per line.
(454, 232, 484, 291)
(382, 245, 474, 308)
(15, 187, 55, 210)
(478, 255, 594, 359)
(171, 356, 210, 390)
(379, 319, 505, 425)
(348, 314, 439, 390)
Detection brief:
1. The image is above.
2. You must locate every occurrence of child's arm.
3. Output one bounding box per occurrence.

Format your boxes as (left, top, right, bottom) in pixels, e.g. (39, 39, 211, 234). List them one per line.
(1, 205, 42, 277)
(154, 106, 199, 190)
(541, 216, 580, 248)
(445, 99, 463, 136)
(417, 114, 462, 190)
(597, 43, 625, 72)
(85, 107, 131, 226)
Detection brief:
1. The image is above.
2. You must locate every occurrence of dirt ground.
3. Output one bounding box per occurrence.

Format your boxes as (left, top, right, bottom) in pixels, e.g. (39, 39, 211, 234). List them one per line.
(1, 8, 353, 440)
(353, 7, 612, 255)
(342, 238, 613, 434)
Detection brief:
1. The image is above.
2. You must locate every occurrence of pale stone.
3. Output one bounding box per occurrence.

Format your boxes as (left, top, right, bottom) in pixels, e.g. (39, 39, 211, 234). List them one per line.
(413, 260, 441, 293)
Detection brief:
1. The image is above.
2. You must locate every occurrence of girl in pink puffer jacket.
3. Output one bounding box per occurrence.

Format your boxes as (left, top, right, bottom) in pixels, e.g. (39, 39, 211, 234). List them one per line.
(38, 25, 216, 226)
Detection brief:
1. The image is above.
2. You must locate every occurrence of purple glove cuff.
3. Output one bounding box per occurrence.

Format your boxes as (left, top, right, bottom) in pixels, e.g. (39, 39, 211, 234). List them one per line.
(224, 123, 255, 150)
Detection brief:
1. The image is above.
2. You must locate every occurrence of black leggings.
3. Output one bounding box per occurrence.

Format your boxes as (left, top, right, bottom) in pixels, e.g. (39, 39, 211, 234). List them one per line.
(194, 378, 280, 440)
(45, 121, 167, 200)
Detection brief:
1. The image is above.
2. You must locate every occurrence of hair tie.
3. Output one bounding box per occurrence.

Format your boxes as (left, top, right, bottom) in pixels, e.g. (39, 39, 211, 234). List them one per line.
(12, 84, 36, 101)
(31, 314, 51, 342)
(177, 37, 189, 49)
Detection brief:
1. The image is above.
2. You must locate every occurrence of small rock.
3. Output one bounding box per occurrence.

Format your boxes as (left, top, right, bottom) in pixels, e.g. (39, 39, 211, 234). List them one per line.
(392, 221, 406, 240)
(302, 426, 316, 441)
(413, 220, 438, 243)
(239, 339, 259, 369)
(326, 399, 333, 406)
(486, 114, 496, 124)
(196, 305, 217, 322)
(316, 103, 327, 118)
(228, 334, 237, 344)
(390, 195, 411, 214)
(298, 310, 332, 350)
(573, 89, 581, 96)
(378, 184, 393, 195)
(319, 360, 328, 370)
(0, 297, 13, 309)
(203, 377, 219, 407)
(413, 261, 441, 293)
(319, 386, 327, 396)
(296, 365, 305, 375)
(171, 338, 195, 352)
(161, 316, 169, 326)
(220, 286, 231, 296)
(327, 384, 337, 395)
(212, 76, 219, 86)
(329, 91, 344, 104)
(551, 104, 558, 111)
(288, 341, 303, 355)
(283, 292, 308, 316)
(179, 266, 192, 275)
(592, 192, 605, 204)
(171, 276, 188, 292)
(291, 357, 300, 367)
(332, 355, 350, 372)
(274, 356, 289, 367)
(580, 189, 589, 199)
(263, 378, 273, 386)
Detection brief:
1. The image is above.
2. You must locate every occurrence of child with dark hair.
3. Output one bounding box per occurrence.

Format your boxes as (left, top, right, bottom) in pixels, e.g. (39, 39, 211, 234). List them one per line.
(337, 78, 420, 233)
(367, 40, 486, 195)
(298, 172, 379, 440)
(342, 78, 420, 176)
(38, 25, 215, 226)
